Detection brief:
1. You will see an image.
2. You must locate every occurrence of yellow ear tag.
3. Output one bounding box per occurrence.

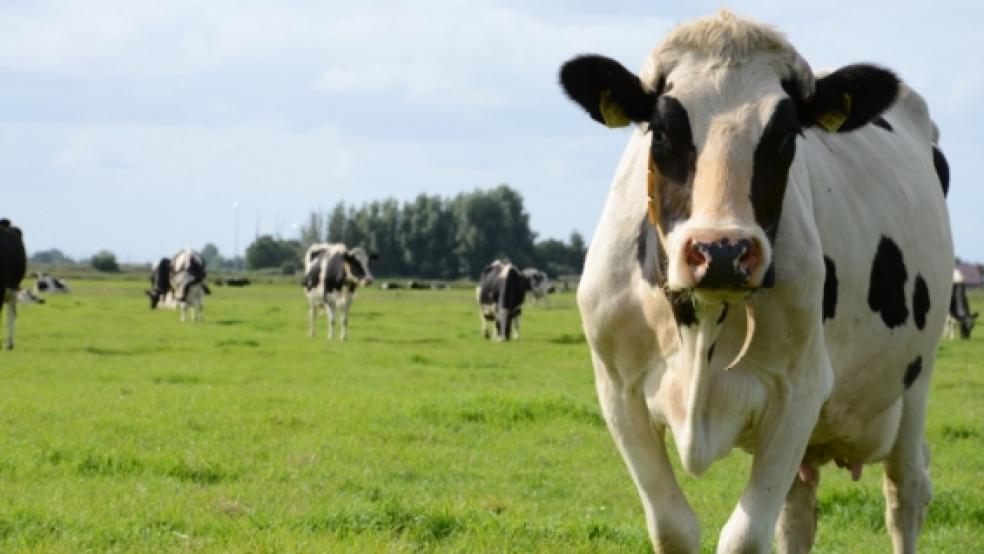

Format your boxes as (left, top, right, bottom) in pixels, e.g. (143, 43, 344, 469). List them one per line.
(599, 89, 631, 128)
(817, 92, 852, 132)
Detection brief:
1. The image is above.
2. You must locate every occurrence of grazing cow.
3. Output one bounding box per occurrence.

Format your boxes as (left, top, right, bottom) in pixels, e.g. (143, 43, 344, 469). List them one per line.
(522, 268, 550, 305)
(560, 11, 952, 553)
(0, 219, 27, 349)
(302, 243, 376, 341)
(477, 259, 531, 341)
(224, 277, 250, 287)
(33, 272, 70, 294)
(945, 268, 977, 339)
(146, 249, 208, 322)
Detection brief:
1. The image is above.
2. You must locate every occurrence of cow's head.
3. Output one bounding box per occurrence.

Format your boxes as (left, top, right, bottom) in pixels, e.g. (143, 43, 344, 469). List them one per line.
(560, 11, 898, 303)
(344, 247, 378, 288)
(146, 257, 171, 309)
(959, 312, 979, 339)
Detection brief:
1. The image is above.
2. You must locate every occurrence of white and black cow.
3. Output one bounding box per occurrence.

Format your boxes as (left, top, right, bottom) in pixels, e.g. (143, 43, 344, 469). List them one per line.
(302, 243, 376, 341)
(16, 289, 44, 305)
(521, 268, 550, 305)
(33, 272, 70, 294)
(945, 268, 977, 339)
(0, 219, 27, 349)
(561, 11, 951, 553)
(477, 259, 531, 341)
(146, 249, 209, 322)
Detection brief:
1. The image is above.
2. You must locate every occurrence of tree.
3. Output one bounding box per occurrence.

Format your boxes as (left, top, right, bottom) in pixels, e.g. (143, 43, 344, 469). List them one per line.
(245, 235, 301, 270)
(298, 211, 327, 250)
(90, 250, 119, 272)
(201, 243, 222, 269)
(30, 249, 74, 265)
(327, 202, 347, 243)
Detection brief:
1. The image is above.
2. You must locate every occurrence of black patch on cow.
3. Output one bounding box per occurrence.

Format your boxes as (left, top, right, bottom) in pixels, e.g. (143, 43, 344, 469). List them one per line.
(762, 263, 776, 289)
(867, 236, 909, 328)
(823, 256, 838, 322)
(559, 55, 658, 125)
(648, 96, 697, 238)
(707, 342, 716, 362)
(637, 217, 664, 286)
(912, 275, 930, 330)
(932, 146, 950, 197)
(871, 117, 893, 131)
(666, 291, 697, 327)
(751, 98, 800, 245)
(903, 356, 922, 389)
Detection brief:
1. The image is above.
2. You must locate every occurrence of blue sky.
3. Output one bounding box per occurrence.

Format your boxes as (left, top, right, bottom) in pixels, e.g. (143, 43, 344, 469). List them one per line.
(3, 1, 982, 263)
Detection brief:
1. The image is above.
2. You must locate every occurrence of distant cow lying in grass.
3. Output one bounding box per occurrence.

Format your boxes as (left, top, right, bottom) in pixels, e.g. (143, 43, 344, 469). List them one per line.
(33, 272, 70, 294)
(302, 243, 377, 341)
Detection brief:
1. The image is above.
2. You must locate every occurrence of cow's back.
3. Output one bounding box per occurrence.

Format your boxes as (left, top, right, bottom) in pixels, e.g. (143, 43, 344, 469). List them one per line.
(795, 83, 952, 429)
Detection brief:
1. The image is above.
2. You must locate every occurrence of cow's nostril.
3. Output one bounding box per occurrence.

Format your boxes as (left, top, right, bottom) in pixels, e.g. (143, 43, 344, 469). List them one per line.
(686, 241, 708, 268)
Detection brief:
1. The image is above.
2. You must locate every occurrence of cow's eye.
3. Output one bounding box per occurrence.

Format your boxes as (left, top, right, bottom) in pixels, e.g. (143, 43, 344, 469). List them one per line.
(651, 129, 669, 149)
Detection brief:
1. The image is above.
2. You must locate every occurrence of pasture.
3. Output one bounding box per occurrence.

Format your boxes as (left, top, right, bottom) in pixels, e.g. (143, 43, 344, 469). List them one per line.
(1, 281, 982, 552)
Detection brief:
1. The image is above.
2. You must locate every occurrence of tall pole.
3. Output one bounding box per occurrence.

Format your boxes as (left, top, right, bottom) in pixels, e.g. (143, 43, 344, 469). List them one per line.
(233, 202, 240, 271)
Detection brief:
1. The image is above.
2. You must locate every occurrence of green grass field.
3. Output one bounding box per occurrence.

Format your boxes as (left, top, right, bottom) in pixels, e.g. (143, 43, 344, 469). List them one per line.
(1, 281, 981, 552)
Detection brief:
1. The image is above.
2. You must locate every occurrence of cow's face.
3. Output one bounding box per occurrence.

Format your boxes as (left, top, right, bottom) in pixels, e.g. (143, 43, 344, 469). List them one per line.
(959, 312, 978, 339)
(560, 18, 897, 303)
(344, 248, 378, 287)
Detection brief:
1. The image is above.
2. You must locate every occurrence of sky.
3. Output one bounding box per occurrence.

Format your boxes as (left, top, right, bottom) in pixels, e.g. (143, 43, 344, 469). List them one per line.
(3, 0, 982, 264)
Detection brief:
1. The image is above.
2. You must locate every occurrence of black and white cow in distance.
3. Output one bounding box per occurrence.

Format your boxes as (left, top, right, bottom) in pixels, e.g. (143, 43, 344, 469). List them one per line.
(0, 219, 27, 349)
(33, 272, 70, 294)
(561, 11, 951, 553)
(477, 260, 531, 341)
(945, 268, 977, 339)
(146, 249, 208, 322)
(17, 289, 44, 304)
(302, 243, 377, 341)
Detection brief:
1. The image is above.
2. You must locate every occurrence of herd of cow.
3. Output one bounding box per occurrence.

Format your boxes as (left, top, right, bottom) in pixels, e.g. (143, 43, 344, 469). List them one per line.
(0, 11, 977, 552)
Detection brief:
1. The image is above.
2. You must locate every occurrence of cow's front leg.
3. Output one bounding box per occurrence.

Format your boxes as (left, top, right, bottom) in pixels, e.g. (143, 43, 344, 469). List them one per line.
(512, 313, 521, 340)
(775, 465, 819, 554)
(3, 296, 15, 349)
(717, 392, 822, 553)
(325, 302, 336, 341)
(339, 296, 351, 341)
(593, 354, 700, 553)
(307, 303, 317, 338)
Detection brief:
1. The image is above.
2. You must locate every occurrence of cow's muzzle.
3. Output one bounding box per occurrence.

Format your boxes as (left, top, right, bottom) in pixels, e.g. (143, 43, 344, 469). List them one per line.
(685, 236, 763, 291)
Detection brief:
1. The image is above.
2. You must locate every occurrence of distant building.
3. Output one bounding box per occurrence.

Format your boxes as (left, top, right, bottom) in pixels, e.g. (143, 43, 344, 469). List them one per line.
(954, 261, 982, 286)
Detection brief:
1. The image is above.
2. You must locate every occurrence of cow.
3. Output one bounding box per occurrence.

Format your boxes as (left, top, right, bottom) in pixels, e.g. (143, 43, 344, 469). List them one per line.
(146, 249, 209, 322)
(560, 11, 951, 553)
(33, 272, 70, 294)
(945, 268, 977, 339)
(0, 219, 27, 349)
(522, 268, 550, 305)
(17, 289, 44, 304)
(302, 243, 376, 341)
(477, 259, 531, 341)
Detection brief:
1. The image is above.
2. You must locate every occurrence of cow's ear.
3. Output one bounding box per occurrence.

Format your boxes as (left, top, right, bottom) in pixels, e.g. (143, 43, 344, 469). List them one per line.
(806, 64, 899, 133)
(560, 54, 657, 128)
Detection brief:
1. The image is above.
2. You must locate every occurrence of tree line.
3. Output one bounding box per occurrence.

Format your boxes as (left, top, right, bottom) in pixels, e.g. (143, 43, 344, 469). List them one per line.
(244, 185, 586, 279)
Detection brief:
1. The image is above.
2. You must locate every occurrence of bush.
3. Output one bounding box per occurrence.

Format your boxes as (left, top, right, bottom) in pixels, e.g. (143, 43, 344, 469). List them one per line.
(90, 250, 120, 272)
